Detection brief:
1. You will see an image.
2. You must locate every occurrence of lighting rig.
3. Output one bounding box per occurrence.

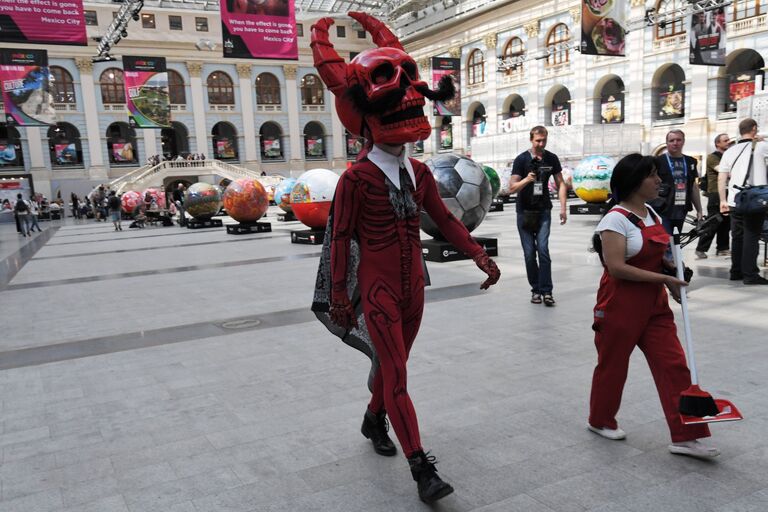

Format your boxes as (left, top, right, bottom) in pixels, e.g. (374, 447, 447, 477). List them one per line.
(93, 0, 145, 62)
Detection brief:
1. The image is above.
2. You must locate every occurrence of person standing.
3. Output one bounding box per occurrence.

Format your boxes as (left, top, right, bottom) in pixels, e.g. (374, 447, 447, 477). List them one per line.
(172, 183, 187, 227)
(509, 125, 568, 306)
(695, 133, 731, 258)
(14, 193, 31, 237)
(718, 118, 768, 284)
(27, 194, 42, 233)
(652, 130, 704, 236)
(107, 191, 122, 231)
(589, 153, 718, 458)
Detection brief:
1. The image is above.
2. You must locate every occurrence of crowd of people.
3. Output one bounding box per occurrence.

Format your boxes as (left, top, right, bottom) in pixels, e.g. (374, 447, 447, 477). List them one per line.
(146, 153, 207, 166)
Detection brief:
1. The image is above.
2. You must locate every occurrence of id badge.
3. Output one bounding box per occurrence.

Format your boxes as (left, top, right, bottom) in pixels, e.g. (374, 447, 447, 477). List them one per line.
(533, 182, 543, 196)
(674, 182, 686, 206)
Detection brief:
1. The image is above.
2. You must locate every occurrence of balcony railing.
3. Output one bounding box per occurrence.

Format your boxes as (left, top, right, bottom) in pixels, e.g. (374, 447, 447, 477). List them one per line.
(652, 33, 687, 52)
(212, 105, 236, 112)
(301, 104, 325, 112)
(731, 13, 767, 35)
(256, 104, 281, 112)
(53, 103, 77, 111)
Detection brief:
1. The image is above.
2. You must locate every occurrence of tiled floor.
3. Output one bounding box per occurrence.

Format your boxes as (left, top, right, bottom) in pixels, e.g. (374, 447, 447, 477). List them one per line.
(0, 202, 765, 512)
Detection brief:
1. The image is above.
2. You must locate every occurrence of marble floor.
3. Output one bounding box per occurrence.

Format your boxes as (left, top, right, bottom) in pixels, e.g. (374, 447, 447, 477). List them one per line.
(0, 202, 766, 512)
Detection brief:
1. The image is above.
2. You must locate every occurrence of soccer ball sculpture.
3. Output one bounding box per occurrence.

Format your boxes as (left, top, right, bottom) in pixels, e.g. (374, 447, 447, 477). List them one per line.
(291, 168, 339, 229)
(274, 178, 297, 213)
(482, 165, 501, 198)
(223, 179, 269, 223)
(120, 190, 142, 214)
(573, 155, 615, 203)
(420, 154, 493, 239)
(185, 182, 223, 219)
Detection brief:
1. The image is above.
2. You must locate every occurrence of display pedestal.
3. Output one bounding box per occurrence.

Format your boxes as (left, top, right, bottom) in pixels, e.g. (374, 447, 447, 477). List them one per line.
(226, 222, 272, 234)
(277, 212, 297, 222)
(421, 237, 498, 263)
(489, 199, 504, 212)
(570, 203, 609, 215)
(187, 218, 223, 229)
(291, 229, 325, 245)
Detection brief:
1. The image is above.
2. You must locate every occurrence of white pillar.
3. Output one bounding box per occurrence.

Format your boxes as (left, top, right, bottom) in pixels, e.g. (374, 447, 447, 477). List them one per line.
(689, 65, 708, 120)
(484, 34, 499, 135)
(26, 127, 45, 169)
(75, 58, 106, 177)
(524, 22, 541, 124)
(187, 61, 209, 156)
(236, 64, 258, 163)
(143, 129, 158, 158)
(329, 94, 345, 168)
(284, 65, 303, 171)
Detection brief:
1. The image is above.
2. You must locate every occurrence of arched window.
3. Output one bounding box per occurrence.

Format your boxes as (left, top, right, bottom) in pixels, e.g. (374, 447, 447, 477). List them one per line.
(100, 68, 125, 104)
(106, 122, 138, 164)
(656, 0, 686, 38)
(505, 94, 526, 119)
(256, 73, 281, 105)
(167, 70, 186, 105)
(300, 74, 325, 106)
(48, 123, 83, 167)
(304, 121, 326, 159)
(439, 117, 453, 150)
(259, 122, 284, 160)
(161, 121, 190, 159)
(596, 76, 625, 124)
(653, 64, 686, 120)
(722, 50, 764, 112)
(546, 86, 571, 126)
(207, 71, 235, 105)
(501, 37, 525, 76)
(0, 126, 24, 168)
(469, 104, 486, 137)
(212, 122, 238, 160)
(467, 49, 484, 85)
(546, 24, 570, 66)
(49, 66, 75, 104)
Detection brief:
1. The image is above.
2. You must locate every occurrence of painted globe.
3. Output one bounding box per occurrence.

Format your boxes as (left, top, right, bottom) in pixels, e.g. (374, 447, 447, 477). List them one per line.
(572, 156, 615, 203)
(274, 178, 297, 213)
(120, 190, 142, 214)
(142, 188, 166, 209)
(548, 165, 574, 194)
(291, 168, 339, 229)
(185, 182, 223, 219)
(420, 154, 493, 239)
(223, 179, 269, 223)
(482, 165, 501, 198)
(498, 167, 515, 197)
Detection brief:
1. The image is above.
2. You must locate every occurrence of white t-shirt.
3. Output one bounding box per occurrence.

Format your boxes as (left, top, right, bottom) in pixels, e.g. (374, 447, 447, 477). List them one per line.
(596, 205, 660, 259)
(718, 139, 768, 207)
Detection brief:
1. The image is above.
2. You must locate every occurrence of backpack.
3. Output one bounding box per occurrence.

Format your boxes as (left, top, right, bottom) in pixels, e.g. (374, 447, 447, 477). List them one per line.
(108, 196, 121, 210)
(14, 199, 28, 213)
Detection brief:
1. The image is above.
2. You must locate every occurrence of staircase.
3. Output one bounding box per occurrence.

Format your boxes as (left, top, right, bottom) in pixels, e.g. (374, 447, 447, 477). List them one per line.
(111, 160, 275, 193)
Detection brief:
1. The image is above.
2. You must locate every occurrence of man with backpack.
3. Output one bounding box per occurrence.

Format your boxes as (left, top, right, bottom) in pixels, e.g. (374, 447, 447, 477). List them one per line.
(695, 133, 731, 259)
(107, 191, 123, 231)
(14, 193, 31, 237)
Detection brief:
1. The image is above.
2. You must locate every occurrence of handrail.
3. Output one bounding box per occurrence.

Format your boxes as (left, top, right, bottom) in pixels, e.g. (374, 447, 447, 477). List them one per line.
(116, 159, 273, 193)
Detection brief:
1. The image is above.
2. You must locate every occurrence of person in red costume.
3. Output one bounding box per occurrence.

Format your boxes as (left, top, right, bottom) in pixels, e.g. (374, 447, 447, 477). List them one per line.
(310, 12, 500, 504)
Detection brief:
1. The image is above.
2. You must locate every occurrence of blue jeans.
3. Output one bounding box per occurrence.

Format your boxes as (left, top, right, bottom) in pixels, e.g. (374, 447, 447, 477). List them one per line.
(516, 209, 552, 294)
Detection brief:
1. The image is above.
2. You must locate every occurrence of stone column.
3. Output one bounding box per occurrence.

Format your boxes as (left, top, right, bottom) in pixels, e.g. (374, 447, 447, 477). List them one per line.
(236, 63, 258, 163)
(523, 21, 540, 124)
(483, 33, 498, 135)
(627, 0, 647, 125)
(448, 46, 463, 153)
(329, 91, 345, 169)
(186, 61, 209, 156)
(569, 8, 587, 125)
(283, 64, 303, 173)
(418, 57, 433, 156)
(75, 58, 107, 178)
(143, 129, 158, 159)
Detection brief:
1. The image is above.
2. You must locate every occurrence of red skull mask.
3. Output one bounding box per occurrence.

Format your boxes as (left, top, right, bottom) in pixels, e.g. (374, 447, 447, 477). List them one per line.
(310, 12, 432, 146)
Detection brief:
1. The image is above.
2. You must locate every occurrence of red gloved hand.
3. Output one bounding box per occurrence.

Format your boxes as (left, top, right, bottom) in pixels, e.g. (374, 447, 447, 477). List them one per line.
(474, 253, 500, 290)
(330, 295, 358, 330)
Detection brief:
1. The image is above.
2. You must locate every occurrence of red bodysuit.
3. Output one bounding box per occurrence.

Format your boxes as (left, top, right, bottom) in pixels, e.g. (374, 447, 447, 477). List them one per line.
(331, 158, 485, 456)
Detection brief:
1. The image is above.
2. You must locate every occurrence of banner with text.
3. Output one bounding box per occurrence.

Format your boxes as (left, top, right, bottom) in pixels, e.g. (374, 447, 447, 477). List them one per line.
(220, 0, 297, 59)
(689, 7, 726, 66)
(0, 49, 55, 126)
(0, 0, 86, 45)
(123, 56, 170, 129)
(431, 57, 460, 117)
(581, 0, 627, 56)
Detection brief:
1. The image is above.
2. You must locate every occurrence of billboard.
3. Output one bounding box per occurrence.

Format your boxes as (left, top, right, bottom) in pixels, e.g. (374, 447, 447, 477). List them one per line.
(728, 72, 757, 111)
(601, 95, 623, 123)
(123, 56, 170, 129)
(431, 57, 460, 116)
(581, 0, 627, 56)
(658, 85, 684, 120)
(221, 0, 298, 60)
(0, 49, 55, 126)
(0, 0, 86, 46)
(689, 7, 725, 66)
(552, 103, 570, 126)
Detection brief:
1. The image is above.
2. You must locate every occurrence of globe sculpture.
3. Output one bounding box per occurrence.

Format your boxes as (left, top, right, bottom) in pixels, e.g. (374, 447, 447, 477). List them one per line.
(185, 182, 223, 219)
(482, 165, 501, 198)
(291, 168, 339, 229)
(498, 167, 515, 197)
(420, 154, 493, 239)
(222, 178, 269, 223)
(274, 178, 297, 213)
(572, 155, 615, 203)
(120, 190, 142, 214)
(548, 165, 574, 194)
(142, 187, 166, 208)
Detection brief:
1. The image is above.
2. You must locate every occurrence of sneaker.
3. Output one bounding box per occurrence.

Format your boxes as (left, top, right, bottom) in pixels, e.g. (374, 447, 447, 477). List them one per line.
(669, 440, 720, 459)
(716, 249, 731, 256)
(695, 251, 708, 259)
(587, 424, 626, 440)
(531, 293, 542, 304)
(743, 276, 768, 285)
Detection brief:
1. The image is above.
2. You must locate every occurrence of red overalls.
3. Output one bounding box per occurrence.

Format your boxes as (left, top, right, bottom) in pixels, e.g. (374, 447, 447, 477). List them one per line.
(589, 208, 710, 443)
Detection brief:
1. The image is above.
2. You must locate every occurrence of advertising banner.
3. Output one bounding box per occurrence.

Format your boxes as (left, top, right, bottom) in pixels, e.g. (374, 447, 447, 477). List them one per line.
(689, 7, 725, 66)
(263, 138, 281, 158)
(658, 85, 684, 119)
(346, 134, 363, 158)
(0, 0, 86, 46)
(305, 136, 323, 158)
(728, 72, 756, 111)
(581, 0, 627, 56)
(431, 57, 460, 116)
(0, 141, 19, 165)
(439, 123, 453, 150)
(111, 142, 136, 163)
(601, 95, 623, 123)
(220, 0, 297, 60)
(54, 142, 77, 164)
(123, 56, 170, 129)
(216, 138, 236, 159)
(0, 49, 55, 126)
(551, 103, 570, 126)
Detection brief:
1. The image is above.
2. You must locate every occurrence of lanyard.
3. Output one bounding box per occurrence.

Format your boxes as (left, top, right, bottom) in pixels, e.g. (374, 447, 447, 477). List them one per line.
(665, 154, 687, 180)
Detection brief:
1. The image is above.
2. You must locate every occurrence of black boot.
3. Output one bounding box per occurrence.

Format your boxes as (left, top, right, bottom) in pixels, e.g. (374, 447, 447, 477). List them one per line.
(361, 409, 396, 456)
(407, 450, 454, 503)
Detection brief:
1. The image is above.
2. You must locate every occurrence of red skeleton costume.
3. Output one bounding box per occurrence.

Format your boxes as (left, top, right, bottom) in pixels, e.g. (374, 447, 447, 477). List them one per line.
(310, 12, 500, 503)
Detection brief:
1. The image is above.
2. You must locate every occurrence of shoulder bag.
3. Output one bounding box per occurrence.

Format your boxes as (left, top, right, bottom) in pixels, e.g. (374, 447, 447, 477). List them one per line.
(732, 141, 768, 214)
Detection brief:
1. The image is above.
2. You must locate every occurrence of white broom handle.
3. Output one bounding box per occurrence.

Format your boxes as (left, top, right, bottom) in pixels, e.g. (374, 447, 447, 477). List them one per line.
(672, 227, 698, 385)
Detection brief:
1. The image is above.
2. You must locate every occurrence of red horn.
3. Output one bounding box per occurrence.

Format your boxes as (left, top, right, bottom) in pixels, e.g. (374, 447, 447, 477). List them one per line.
(348, 12, 404, 51)
(310, 18, 348, 97)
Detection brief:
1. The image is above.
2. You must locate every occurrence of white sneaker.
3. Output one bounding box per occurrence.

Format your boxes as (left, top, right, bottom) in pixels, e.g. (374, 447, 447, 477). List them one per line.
(587, 424, 627, 440)
(669, 440, 720, 459)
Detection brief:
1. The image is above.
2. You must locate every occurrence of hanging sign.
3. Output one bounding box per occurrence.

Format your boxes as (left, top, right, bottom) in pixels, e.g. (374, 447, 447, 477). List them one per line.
(581, 0, 627, 56)
(0, 0, 86, 45)
(221, 0, 298, 60)
(0, 48, 55, 126)
(123, 56, 171, 129)
(689, 7, 726, 66)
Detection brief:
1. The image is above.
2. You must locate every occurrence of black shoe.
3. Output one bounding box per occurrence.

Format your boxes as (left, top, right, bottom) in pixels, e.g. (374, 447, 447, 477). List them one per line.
(744, 276, 768, 285)
(408, 450, 454, 504)
(361, 410, 396, 456)
(729, 273, 743, 281)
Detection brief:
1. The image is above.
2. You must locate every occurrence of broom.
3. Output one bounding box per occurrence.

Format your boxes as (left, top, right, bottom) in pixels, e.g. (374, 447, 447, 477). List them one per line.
(671, 228, 719, 418)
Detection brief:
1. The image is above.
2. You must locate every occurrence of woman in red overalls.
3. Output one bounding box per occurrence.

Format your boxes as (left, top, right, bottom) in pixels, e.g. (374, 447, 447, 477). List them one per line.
(589, 154, 719, 458)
